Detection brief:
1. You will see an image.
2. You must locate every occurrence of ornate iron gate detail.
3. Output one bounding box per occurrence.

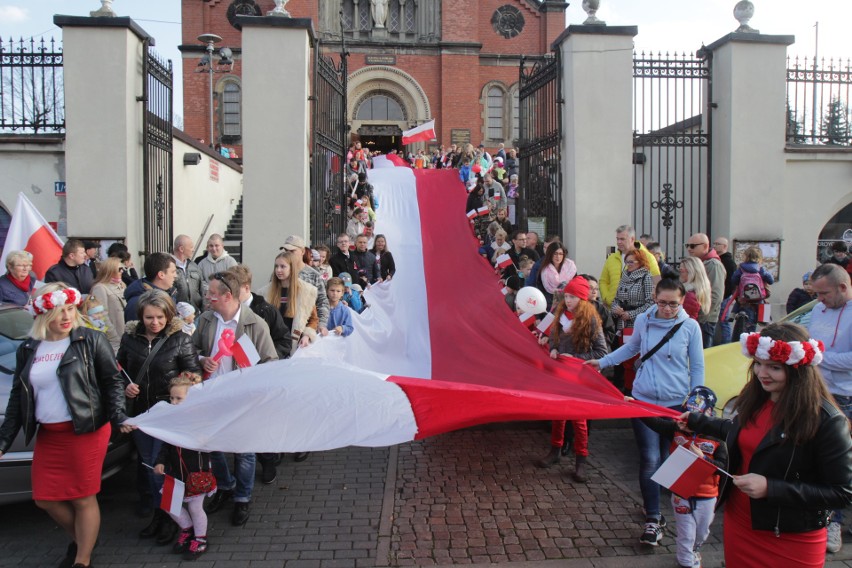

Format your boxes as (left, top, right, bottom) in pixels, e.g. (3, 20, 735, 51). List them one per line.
(140, 44, 173, 256)
(633, 51, 712, 263)
(310, 43, 348, 246)
(518, 54, 562, 239)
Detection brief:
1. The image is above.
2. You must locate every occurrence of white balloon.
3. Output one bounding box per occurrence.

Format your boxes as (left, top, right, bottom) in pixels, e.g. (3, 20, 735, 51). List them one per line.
(515, 286, 547, 315)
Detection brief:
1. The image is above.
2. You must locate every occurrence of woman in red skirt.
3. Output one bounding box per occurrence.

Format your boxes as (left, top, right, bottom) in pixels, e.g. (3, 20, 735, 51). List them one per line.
(0, 283, 129, 568)
(681, 323, 852, 568)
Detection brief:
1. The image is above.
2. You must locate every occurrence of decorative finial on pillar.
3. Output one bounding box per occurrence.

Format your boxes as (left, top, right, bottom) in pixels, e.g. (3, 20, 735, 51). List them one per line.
(90, 0, 116, 17)
(267, 0, 291, 17)
(582, 0, 606, 25)
(733, 1, 758, 33)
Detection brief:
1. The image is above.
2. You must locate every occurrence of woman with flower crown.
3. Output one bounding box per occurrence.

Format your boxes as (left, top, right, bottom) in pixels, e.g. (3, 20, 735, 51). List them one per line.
(679, 322, 852, 568)
(0, 282, 130, 568)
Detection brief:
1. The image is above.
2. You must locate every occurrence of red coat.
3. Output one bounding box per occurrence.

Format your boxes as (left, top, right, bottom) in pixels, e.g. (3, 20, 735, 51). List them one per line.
(683, 291, 701, 320)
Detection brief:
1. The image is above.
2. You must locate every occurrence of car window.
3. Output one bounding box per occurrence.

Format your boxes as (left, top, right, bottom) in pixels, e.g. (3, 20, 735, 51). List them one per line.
(0, 349, 15, 374)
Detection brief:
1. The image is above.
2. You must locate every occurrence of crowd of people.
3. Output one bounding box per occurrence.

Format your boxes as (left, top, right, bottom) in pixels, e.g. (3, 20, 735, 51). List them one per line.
(0, 140, 851, 568)
(0, 216, 396, 565)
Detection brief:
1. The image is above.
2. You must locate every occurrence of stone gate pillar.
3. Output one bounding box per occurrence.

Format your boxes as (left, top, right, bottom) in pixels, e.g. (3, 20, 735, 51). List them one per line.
(54, 15, 150, 261)
(238, 16, 314, 284)
(555, 25, 637, 277)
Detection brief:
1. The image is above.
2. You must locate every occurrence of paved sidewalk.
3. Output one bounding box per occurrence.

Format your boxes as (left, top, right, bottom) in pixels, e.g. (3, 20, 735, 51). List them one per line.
(2, 422, 852, 567)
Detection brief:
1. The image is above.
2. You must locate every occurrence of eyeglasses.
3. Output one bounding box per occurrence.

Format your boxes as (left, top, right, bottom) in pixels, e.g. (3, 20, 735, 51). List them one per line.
(684, 243, 703, 249)
(656, 300, 681, 309)
(625, 260, 638, 265)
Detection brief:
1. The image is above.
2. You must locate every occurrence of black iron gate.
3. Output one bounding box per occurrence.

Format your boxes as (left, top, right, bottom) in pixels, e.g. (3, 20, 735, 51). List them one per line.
(310, 43, 348, 247)
(632, 51, 712, 263)
(140, 43, 173, 256)
(518, 53, 562, 239)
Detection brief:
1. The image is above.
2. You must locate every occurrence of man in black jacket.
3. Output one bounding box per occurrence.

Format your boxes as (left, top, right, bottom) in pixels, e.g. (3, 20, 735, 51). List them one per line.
(44, 238, 94, 293)
(713, 237, 738, 344)
(352, 235, 379, 289)
(330, 233, 357, 276)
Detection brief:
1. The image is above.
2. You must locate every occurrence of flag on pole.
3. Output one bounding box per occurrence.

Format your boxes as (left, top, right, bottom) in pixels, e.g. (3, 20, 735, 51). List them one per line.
(519, 311, 536, 329)
(651, 444, 718, 498)
(160, 474, 185, 516)
(233, 334, 261, 368)
(536, 312, 556, 335)
(495, 254, 513, 269)
(0, 193, 64, 280)
(402, 119, 436, 145)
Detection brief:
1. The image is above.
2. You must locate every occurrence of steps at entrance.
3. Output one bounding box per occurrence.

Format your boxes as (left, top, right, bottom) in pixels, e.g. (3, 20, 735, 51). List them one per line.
(223, 196, 243, 263)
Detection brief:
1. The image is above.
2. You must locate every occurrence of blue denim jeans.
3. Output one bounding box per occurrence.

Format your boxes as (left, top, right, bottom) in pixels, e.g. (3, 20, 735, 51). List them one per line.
(210, 451, 256, 503)
(831, 395, 852, 524)
(700, 321, 717, 349)
(718, 297, 734, 344)
(133, 430, 164, 508)
(632, 406, 682, 520)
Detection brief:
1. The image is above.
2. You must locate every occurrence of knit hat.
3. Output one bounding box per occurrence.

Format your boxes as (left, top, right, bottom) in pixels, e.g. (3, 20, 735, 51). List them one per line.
(563, 276, 591, 301)
(176, 302, 195, 319)
(311, 249, 321, 262)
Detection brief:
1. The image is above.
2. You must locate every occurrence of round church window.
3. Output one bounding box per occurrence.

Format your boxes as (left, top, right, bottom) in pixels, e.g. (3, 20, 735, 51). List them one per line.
(491, 5, 525, 39)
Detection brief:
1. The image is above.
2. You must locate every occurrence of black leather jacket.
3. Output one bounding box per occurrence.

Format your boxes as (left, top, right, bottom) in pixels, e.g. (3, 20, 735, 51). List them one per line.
(688, 399, 852, 534)
(116, 318, 201, 416)
(0, 327, 127, 453)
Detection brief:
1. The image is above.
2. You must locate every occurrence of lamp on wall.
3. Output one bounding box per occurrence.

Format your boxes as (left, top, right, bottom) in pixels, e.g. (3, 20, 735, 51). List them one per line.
(183, 152, 202, 166)
(196, 34, 234, 148)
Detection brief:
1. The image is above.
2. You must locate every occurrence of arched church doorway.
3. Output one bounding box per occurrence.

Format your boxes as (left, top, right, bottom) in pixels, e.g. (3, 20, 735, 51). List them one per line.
(817, 201, 852, 263)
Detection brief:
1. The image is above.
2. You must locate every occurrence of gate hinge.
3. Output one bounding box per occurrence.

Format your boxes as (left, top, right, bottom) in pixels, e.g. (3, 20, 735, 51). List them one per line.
(307, 95, 318, 101)
(136, 96, 147, 102)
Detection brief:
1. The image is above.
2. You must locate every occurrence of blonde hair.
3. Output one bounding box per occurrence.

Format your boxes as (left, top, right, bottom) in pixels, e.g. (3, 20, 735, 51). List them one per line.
(680, 256, 711, 315)
(5, 250, 32, 271)
(744, 246, 762, 263)
(94, 257, 124, 286)
(29, 282, 83, 340)
(265, 251, 301, 319)
(170, 371, 202, 389)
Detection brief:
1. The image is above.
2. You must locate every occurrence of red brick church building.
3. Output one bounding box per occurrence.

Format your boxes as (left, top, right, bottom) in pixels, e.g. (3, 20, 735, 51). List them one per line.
(180, 0, 567, 154)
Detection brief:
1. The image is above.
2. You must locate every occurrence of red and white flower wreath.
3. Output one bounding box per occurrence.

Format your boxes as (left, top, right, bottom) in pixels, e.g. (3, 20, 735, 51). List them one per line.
(739, 332, 825, 367)
(29, 287, 82, 316)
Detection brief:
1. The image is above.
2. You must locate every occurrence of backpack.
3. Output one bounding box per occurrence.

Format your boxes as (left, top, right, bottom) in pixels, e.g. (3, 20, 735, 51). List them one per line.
(737, 270, 768, 303)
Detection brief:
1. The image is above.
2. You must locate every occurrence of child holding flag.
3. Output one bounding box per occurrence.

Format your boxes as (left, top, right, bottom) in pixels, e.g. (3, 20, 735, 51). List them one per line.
(535, 276, 608, 482)
(643, 386, 727, 567)
(154, 373, 215, 561)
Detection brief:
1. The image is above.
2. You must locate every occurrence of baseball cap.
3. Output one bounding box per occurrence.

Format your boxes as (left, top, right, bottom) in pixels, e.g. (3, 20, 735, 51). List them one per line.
(338, 272, 353, 287)
(351, 283, 363, 292)
(282, 235, 306, 251)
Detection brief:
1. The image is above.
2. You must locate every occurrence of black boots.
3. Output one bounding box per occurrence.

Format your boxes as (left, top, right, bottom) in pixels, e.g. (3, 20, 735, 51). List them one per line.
(139, 509, 165, 538)
(535, 446, 561, 469)
(572, 455, 588, 483)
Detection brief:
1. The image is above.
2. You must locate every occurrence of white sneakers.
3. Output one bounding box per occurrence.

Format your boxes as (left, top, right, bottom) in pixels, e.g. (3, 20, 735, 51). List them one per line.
(827, 521, 843, 553)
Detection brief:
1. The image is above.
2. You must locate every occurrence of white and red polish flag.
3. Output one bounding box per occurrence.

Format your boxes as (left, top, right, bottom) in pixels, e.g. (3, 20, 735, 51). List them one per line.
(233, 335, 261, 368)
(519, 311, 537, 329)
(127, 167, 677, 454)
(160, 474, 185, 516)
(402, 119, 436, 145)
(466, 209, 478, 220)
(495, 253, 513, 269)
(476, 205, 490, 217)
(757, 303, 771, 323)
(536, 312, 556, 336)
(0, 193, 64, 280)
(651, 445, 719, 497)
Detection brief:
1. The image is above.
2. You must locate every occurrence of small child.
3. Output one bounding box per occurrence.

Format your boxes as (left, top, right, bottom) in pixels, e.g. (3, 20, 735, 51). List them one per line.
(315, 245, 334, 283)
(338, 273, 364, 313)
(731, 246, 774, 332)
(81, 295, 109, 333)
(458, 158, 472, 185)
(642, 387, 727, 565)
(176, 302, 196, 336)
(325, 277, 354, 336)
(154, 373, 214, 561)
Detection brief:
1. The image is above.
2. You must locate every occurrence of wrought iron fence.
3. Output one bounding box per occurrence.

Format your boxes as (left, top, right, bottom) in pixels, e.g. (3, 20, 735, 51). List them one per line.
(632, 51, 712, 264)
(518, 54, 562, 239)
(310, 44, 348, 247)
(786, 56, 851, 146)
(0, 37, 64, 133)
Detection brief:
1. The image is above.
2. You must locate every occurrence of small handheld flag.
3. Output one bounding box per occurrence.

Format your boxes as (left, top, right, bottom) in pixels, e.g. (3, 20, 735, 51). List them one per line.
(651, 444, 722, 498)
(233, 334, 261, 368)
(536, 312, 556, 336)
(160, 474, 185, 516)
(519, 311, 537, 329)
(495, 254, 513, 269)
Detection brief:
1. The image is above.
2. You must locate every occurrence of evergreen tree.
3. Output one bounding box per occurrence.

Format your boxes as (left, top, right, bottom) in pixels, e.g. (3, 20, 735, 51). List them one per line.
(785, 101, 805, 144)
(822, 97, 850, 146)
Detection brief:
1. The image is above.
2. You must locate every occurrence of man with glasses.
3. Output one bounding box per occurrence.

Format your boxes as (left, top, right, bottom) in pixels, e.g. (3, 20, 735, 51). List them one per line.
(330, 233, 357, 277)
(599, 225, 660, 307)
(194, 271, 277, 527)
(0, 251, 35, 305)
(808, 263, 852, 553)
(685, 233, 725, 347)
(713, 237, 738, 343)
(504, 231, 539, 279)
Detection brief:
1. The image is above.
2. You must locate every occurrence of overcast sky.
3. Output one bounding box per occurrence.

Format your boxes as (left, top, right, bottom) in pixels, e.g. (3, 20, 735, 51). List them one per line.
(1, 0, 849, 120)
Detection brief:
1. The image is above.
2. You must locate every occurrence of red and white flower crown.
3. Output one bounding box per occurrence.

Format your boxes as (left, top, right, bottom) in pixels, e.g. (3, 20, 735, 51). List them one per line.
(29, 287, 82, 316)
(739, 332, 824, 368)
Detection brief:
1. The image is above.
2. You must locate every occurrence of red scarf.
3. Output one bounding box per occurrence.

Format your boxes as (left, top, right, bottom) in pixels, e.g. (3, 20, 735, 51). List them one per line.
(9, 274, 31, 293)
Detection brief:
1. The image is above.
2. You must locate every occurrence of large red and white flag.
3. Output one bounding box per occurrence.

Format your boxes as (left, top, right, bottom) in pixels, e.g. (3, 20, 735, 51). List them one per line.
(128, 167, 677, 453)
(402, 119, 436, 145)
(160, 474, 185, 516)
(233, 334, 261, 368)
(0, 193, 64, 279)
(651, 444, 718, 498)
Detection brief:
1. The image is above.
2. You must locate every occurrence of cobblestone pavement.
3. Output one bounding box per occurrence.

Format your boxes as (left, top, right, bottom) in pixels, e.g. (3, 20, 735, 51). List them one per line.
(2, 422, 852, 567)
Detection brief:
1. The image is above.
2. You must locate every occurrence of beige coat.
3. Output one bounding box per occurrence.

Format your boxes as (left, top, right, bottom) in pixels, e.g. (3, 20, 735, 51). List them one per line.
(91, 281, 126, 353)
(259, 279, 319, 352)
